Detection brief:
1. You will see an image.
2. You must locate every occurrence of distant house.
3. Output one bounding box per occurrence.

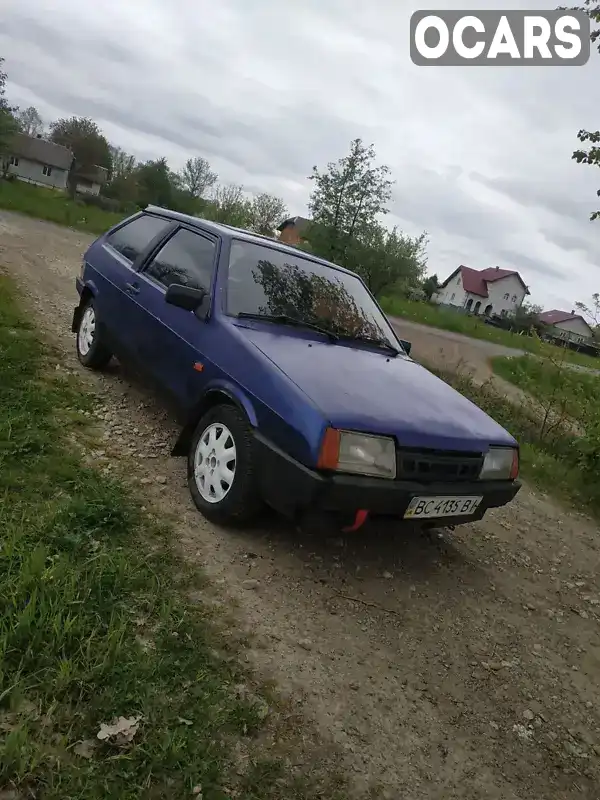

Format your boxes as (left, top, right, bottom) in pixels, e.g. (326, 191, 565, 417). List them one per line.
(433, 266, 529, 317)
(4, 132, 72, 190)
(537, 309, 594, 346)
(75, 165, 108, 197)
(277, 216, 311, 246)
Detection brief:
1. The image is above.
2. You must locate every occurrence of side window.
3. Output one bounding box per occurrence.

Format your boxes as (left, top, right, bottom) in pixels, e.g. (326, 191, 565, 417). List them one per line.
(106, 215, 169, 263)
(144, 228, 216, 291)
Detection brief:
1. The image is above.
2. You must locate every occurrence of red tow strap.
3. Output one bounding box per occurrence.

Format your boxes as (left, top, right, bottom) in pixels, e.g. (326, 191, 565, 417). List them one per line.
(342, 509, 369, 532)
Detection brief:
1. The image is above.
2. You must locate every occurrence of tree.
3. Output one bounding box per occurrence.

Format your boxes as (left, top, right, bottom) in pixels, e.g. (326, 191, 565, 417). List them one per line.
(305, 139, 428, 298)
(49, 116, 111, 196)
(109, 146, 136, 180)
(205, 184, 252, 227)
(103, 172, 139, 206)
(17, 106, 43, 137)
(0, 57, 18, 164)
(513, 301, 544, 333)
(562, 1, 600, 219)
(179, 156, 217, 198)
(308, 138, 393, 263)
(247, 192, 287, 236)
(103, 146, 138, 206)
(422, 274, 440, 301)
(134, 158, 178, 207)
(343, 222, 428, 297)
(575, 293, 600, 327)
(573, 130, 600, 221)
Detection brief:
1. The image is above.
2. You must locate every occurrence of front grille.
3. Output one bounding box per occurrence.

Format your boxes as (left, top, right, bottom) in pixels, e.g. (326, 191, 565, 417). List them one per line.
(397, 448, 483, 483)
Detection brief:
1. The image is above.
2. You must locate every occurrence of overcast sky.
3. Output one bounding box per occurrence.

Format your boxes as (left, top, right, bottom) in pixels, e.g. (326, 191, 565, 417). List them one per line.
(1, 0, 598, 310)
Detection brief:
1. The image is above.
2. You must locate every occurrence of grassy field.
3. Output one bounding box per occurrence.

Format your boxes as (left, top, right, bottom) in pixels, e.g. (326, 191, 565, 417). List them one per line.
(382, 295, 600, 369)
(0, 179, 124, 234)
(442, 355, 600, 518)
(492, 354, 600, 423)
(0, 274, 347, 799)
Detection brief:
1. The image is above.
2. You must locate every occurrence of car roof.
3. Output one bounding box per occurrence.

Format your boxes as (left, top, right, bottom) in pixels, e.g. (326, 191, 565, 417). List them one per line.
(144, 205, 358, 278)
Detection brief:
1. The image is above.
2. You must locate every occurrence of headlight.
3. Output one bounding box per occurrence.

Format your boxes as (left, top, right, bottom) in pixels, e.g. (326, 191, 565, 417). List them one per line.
(318, 428, 396, 479)
(480, 447, 519, 480)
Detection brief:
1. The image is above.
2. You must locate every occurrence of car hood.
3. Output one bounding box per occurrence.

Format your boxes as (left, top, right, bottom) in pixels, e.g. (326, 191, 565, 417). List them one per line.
(238, 325, 516, 452)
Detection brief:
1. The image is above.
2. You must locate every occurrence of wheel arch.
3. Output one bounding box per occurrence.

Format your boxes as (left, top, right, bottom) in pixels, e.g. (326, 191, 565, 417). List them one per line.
(72, 281, 99, 332)
(171, 385, 257, 457)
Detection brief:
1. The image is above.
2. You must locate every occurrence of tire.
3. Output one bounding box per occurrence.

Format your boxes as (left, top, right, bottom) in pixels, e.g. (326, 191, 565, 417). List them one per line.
(76, 298, 113, 369)
(187, 404, 263, 525)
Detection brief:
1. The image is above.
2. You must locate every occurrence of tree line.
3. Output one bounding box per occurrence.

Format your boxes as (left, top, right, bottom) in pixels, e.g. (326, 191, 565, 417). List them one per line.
(0, 5, 598, 302)
(0, 58, 288, 235)
(0, 57, 430, 298)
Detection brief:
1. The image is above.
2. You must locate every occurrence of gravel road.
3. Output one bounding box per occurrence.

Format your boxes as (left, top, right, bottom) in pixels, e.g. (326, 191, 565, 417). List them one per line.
(389, 317, 524, 382)
(2, 210, 600, 799)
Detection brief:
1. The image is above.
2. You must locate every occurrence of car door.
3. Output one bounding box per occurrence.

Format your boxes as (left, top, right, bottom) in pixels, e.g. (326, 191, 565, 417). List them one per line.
(89, 213, 174, 359)
(127, 225, 219, 411)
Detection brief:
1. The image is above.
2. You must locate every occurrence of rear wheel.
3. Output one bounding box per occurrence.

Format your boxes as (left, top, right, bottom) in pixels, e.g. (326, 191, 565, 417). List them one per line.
(187, 404, 263, 525)
(76, 299, 112, 369)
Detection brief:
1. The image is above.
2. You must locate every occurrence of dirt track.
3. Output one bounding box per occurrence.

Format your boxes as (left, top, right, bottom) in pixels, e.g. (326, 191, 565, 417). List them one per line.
(2, 210, 600, 799)
(390, 317, 523, 382)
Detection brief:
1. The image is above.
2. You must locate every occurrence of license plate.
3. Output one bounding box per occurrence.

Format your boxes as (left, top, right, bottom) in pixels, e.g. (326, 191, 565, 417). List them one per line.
(403, 495, 482, 520)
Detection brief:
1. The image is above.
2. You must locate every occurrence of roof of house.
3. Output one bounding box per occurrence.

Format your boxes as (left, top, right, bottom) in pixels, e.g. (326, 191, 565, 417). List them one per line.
(538, 310, 593, 333)
(77, 165, 108, 185)
(11, 133, 73, 171)
(441, 265, 530, 298)
(277, 215, 311, 232)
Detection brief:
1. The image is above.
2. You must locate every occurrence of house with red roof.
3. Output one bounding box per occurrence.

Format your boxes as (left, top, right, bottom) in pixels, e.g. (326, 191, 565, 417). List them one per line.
(432, 265, 529, 318)
(537, 309, 594, 345)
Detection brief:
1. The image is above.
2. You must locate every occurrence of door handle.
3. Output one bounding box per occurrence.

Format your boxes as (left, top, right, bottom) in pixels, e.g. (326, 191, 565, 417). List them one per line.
(125, 282, 140, 295)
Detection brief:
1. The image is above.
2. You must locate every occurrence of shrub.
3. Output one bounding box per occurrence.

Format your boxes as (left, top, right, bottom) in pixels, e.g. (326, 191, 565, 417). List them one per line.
(76, 192, 122, 212)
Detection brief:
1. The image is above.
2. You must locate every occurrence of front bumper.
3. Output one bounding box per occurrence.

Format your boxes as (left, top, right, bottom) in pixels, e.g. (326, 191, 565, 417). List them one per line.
(254, 432, 521, 523)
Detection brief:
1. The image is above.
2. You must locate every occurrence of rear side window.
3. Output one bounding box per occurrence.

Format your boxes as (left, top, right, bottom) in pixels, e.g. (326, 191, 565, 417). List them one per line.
(106, 215, 169, 263)
(144, 228, 216, 291)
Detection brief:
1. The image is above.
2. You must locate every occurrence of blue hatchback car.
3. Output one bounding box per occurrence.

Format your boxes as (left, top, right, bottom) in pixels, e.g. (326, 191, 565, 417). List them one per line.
(73, 206, 520, 530)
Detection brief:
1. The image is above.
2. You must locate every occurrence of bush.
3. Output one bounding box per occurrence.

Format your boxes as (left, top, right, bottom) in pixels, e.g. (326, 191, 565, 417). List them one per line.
(484, 353, 600, 513)
(77, 192, 123, 213)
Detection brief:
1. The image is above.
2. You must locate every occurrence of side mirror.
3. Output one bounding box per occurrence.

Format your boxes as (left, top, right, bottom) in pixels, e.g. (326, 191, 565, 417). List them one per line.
(165, 283, 207, 312)
(400, 339, 412, 356)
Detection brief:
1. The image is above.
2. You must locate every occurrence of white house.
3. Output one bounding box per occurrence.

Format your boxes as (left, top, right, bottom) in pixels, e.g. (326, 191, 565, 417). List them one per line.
(4, 132, 72, 190)
(433, 265, 529, 317)
(538, 310, 594, 345)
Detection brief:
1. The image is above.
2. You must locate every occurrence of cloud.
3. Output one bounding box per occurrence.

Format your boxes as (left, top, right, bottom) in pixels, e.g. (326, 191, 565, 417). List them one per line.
(1, 0, 599, 310)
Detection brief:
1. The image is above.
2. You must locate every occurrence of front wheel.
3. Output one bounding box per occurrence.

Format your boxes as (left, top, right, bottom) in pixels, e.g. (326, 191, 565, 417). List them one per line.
(187, 404, 263, 525)
(76, 298, 112, 369)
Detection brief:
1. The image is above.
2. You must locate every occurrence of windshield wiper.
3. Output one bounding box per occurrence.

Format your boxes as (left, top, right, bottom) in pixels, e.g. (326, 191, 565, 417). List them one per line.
(236, 312, 339, 342)
(337, 333, 401, 356)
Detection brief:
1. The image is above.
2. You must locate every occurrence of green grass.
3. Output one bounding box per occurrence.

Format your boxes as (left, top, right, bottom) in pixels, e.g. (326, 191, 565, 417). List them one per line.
(0, 274, 348, 799)
(0, 179, 124, 234)
(492, 354, 600, 423)
(382, 295, 600, 369)
(438, 362, 600, 518)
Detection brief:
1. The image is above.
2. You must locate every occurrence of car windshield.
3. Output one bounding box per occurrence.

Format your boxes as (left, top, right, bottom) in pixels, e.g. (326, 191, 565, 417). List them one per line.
(226, 240, 402, 350)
